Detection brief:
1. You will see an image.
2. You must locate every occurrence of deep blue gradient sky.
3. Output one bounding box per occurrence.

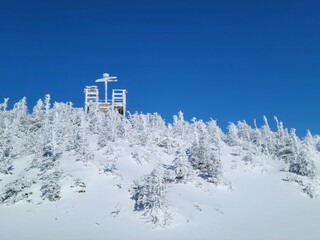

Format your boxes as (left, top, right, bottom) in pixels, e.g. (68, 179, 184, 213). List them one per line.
(0, 0, 320, 136)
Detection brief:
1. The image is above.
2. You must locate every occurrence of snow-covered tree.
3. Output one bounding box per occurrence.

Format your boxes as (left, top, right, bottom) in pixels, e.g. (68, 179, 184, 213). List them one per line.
(236, 121, 252, 144)
(0, 118, 14, 174)
(259, 116, 276, 155)
(172, 111, 193, 145)
(98, 109, 127, 146)
(0, 98, 9, 111)
(207, 119, 223, 155)
(74, 114, 94, 163)
(226, 122, 239, 146)
(172, 147, 194, 183)
(131, 170, 171, 227)
(128, 113, 149, 146)
(188, 120, 222, 184)
(289, 130, 316, 178)
(276, 128, 300, 165)
(10, 97, 29, 151)
(0, 177, 34, 205)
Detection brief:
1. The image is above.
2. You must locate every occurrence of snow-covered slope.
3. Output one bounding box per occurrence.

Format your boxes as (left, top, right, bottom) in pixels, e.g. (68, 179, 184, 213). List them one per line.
(1, 97, 320, 240)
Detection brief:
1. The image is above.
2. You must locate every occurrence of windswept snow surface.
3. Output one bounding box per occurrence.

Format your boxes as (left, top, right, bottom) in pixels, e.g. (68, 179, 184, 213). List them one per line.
(1, 139, 320, 240)
(1, 98, 320, 240)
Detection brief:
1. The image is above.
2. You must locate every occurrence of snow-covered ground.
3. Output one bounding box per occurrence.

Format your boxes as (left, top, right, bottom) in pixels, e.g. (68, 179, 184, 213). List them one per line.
(1, 98, 320, 240)
(1, 138, 320, 240)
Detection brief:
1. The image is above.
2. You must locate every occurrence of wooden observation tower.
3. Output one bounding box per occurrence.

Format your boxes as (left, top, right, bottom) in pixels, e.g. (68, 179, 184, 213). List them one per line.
(84, 73, 127, 116)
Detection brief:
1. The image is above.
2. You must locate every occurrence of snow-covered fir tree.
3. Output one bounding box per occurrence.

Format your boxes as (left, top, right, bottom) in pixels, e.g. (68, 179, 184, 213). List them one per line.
(289, 130, 316, 178)
(172, 146, 194, 183)
(188, 120, 222, 184)
(131, 169, 171, 227)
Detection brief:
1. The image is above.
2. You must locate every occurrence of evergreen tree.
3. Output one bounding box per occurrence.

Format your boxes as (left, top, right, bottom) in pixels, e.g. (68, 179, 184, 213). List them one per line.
(188, 120, 222, 184)
(0, 118, 14, 174)
(259, 116, 276, 155)
(226, 122, 239, 146)
(276, 128, 300, 165)
(74, 113, 94, 163)
(289, 130, 316, 178)
(172, 147, 194, 183)
(0, 98, 9, 111)
(131, 170, 171, 226)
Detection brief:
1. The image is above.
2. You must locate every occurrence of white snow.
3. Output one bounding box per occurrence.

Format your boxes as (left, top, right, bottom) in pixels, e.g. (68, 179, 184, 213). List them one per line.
(1, 98, 320, 240)
(0, 138, 320, 240)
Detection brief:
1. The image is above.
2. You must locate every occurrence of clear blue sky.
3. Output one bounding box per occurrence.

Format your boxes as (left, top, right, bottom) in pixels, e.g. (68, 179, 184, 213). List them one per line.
(0, 0, 319, 136)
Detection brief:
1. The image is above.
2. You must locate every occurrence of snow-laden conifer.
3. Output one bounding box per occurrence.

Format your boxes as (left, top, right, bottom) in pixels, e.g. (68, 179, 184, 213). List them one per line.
(188, 120, 222, 184)
(131, 170, 172, 227)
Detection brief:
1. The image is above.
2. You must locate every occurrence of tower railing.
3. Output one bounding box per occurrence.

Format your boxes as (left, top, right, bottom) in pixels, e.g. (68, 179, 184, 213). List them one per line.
(84, 73, 127, 116)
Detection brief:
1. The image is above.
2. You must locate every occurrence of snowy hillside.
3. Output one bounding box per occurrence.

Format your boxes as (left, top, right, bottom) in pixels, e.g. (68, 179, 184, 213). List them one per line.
(1, 96, 320, 240)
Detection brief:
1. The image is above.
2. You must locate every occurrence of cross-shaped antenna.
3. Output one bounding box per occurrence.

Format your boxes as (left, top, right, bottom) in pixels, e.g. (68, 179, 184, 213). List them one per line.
(95, 73, 118, 103)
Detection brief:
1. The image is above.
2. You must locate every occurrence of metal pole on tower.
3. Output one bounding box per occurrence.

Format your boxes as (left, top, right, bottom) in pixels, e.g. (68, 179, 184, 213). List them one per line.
(105, 79, 108, 103)
(95, 73, 118, 104)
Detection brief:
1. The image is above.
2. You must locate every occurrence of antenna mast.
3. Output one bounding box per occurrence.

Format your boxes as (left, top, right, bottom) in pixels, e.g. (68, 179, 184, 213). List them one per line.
(95, 73, 117, 103)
